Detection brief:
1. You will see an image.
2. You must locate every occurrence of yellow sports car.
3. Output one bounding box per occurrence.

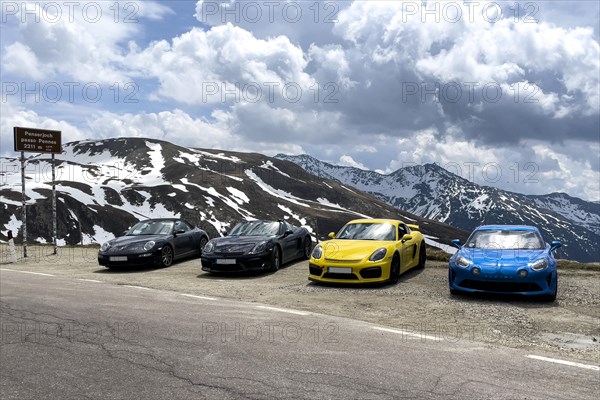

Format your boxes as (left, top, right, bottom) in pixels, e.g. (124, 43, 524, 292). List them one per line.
(309, 219, 426, 284)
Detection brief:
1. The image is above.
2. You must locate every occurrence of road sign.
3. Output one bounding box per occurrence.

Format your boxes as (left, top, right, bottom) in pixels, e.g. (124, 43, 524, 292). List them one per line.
(14, 127, 62, 154)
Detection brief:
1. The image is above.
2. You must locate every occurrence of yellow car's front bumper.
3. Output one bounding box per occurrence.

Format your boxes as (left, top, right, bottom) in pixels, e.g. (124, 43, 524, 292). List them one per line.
(308, 258, 392, 284)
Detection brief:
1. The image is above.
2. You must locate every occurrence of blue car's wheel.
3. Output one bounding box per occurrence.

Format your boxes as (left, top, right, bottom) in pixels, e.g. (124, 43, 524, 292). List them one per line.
(541, 275, 557, 302)
(160, 245, 173, 268)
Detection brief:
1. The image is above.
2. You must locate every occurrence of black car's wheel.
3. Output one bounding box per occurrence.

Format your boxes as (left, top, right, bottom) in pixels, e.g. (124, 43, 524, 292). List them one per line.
(270, 246, 281, 272)
(302, 237, 312, 260)
(198, 236, 208, 256)
(388, 253, 400, 285)
(417, 242, 426, 269)
(160, 245, 174, 267)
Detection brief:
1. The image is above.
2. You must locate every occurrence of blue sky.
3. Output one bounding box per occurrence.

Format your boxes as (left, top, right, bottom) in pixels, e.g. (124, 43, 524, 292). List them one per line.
(1, 1, 599, 200)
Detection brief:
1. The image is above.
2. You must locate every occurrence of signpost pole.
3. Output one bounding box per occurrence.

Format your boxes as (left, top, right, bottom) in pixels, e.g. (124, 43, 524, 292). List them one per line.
(52, 153, 57, 255)
(20, 151, 27, 258)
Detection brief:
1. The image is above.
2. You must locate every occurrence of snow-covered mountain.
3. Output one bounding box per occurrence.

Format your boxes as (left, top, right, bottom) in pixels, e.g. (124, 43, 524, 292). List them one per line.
(275, 154, 600, 262)
(0, 138, 465, 252)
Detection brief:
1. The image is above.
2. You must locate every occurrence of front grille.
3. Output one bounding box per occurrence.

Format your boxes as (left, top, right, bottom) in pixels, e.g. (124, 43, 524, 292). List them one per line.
(323, 272, 359, 280)
(458, 280, 543, 292)
(360, 267, 382, 279)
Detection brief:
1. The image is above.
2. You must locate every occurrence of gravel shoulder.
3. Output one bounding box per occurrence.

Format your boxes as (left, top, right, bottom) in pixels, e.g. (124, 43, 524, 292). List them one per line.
(1, 245, 599, 363)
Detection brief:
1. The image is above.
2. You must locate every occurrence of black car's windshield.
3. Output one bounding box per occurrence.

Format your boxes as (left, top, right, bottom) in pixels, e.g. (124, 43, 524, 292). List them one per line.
(127, 221, 174, 236)
(228, 221, 279, 237)
(336, 223, 396, 241)
(465, 230, 544, 250)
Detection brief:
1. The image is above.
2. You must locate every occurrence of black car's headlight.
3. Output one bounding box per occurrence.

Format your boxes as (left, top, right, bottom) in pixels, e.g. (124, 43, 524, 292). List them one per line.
(249, 241, 268, 254)
(143, 241, 156, 251)
(529, 258, 548, 271)
(456, 256, 472, 268)
(311, 245, 323, 260)
(100, 242, 112, 252)
(203, 240, 216, 254)
(369, 248, 387, 262)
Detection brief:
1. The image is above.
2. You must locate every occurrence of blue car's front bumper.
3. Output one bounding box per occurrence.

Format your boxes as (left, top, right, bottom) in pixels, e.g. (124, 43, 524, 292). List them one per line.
(448, 263, 556, 296)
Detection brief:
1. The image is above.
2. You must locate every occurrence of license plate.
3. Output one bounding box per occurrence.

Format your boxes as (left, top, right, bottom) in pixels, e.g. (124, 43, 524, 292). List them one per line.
(109, 256, 128, 262)
(329, 267, 352, 274)
(216, 259, 236, 265)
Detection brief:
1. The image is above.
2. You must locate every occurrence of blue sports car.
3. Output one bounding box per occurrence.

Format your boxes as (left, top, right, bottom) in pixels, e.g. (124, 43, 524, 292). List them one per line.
(448, 225, 562, 301)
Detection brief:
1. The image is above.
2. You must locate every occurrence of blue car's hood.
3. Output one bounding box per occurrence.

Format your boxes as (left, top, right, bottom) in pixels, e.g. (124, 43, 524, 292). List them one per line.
(458, 248, 547, 265)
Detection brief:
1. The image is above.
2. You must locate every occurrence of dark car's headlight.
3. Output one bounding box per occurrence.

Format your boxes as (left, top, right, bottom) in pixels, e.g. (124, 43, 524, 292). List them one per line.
(249, 241, 268, 254)
(369, 248, 387, 261)
(529, 258, 548, 271)
(203, 240, 216, 254)
(456, 256, 472, 268)
(311, 245, 323, 260)
(100, 242, 112, 252)
(143, 241, 156, 251)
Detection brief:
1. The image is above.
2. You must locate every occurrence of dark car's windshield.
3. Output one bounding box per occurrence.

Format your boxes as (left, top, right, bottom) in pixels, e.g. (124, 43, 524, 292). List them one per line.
(465, 229, 544, 250)
(228, 221, 279, 237)
(336, 223, 396, 241)
(127, 220, 174, 236)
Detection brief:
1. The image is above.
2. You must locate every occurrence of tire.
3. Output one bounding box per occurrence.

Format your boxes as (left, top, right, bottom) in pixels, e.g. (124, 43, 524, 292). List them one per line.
(417, 241, 426, 269)
(270, 246, 281, 272)
(160, 245, 174, 268)
(198, 236, 208, 256)
(541, 276, 557, 302)
(302, 237, 312, 260)
(388, 253, 400, 285)
(449, 288, 460, 296)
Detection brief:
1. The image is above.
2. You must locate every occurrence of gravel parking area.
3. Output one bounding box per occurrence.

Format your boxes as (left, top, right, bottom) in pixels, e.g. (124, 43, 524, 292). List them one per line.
(2, 245, 599, 362)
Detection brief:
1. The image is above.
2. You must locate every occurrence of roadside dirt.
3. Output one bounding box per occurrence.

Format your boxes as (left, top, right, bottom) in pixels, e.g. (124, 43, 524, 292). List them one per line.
(2, 245, 599, 363)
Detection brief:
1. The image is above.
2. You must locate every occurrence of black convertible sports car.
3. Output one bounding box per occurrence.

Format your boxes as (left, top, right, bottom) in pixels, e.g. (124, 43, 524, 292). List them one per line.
(98, 218, 209, 269)
(201, 220, 312, 273)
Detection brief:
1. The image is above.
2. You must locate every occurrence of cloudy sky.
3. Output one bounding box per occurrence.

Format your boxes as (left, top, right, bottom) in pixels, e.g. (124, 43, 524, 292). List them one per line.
(1, 1, 599, 200)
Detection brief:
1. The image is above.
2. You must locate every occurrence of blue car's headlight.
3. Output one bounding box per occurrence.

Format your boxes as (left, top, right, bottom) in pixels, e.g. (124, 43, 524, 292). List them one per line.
(369, 248, 387, 262)
(203, 240, 216, 254)
(143, 241, 156, 251)
(456, 256, 473, 268)
(529, 258, 548, 271)
(311, 245, 323, 260)
(249, 241, 268, 254)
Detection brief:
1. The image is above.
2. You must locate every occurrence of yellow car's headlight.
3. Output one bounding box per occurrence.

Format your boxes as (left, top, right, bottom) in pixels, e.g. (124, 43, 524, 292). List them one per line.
(369, 248, 387, 262)
(311, 245, 323, 260)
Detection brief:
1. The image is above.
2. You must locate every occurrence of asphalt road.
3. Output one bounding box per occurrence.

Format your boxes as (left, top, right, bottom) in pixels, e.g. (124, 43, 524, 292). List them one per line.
(1, 269, 598, 399)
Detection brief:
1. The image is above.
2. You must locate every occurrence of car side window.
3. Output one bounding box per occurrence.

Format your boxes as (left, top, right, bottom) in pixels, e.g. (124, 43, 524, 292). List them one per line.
(175, 221, 190, 233)
(398, 224, 408, 239)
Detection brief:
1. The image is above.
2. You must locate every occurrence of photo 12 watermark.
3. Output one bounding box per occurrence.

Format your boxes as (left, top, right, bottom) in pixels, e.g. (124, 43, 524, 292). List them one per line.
(1, 1, 140, 24)
(2, 81, 140, 104)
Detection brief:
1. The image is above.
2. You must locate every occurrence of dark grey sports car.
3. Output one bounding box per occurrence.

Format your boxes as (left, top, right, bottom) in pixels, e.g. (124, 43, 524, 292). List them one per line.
(98, 219, 209, 269)
(201, 220, 312, 273)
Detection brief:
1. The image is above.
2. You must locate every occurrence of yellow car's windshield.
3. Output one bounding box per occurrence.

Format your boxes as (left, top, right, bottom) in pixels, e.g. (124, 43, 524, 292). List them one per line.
(336, 223, 396, 241)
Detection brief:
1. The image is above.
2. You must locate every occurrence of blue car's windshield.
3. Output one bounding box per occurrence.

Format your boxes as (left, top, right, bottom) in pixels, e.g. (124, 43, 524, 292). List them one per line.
(336, 223, 396, 241)
(465, 230, 544, 250)
(229, 221, 279, 237)
(127, 221, 174, 236)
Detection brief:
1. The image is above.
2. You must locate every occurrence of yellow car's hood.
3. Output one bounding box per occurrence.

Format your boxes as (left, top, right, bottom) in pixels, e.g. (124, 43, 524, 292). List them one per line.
(322, 240, 390, 260)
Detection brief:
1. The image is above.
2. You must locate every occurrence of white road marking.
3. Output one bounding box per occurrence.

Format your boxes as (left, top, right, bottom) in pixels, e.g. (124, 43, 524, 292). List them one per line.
(0, 269, 55, 277)
(255, 305, 310, 316)
(77, 279, 102, 283)
(180, 293, 218, 301)
(122, 285, 152, 290)
(372, 326, 440, 341)
(526, 355, 600, 371)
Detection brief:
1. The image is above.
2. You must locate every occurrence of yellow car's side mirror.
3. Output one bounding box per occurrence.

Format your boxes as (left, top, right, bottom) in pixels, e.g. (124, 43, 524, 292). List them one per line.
(328, 232, 336, 239)
(401, 234, 413, 242)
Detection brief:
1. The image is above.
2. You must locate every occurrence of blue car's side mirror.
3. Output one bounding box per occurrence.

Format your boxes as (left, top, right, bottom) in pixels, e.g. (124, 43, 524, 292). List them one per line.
(451, 239, 462, 249)
(550, 241, 562, 251)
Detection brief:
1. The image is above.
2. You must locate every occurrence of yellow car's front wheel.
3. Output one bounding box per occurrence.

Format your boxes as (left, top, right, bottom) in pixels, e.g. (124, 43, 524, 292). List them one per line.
(388, 254, 400, 284)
